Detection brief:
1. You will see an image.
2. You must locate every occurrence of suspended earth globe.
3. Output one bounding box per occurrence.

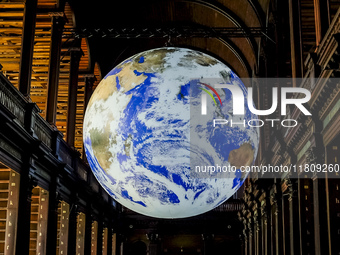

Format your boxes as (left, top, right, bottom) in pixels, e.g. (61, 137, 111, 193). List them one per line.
(83, 47, 259, 218)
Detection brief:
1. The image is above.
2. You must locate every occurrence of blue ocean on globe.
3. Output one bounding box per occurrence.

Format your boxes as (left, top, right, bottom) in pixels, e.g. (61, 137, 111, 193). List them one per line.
(83, 47, 259, 218)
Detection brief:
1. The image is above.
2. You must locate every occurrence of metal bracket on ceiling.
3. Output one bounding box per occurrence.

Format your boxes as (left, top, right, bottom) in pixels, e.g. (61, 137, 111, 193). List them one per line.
(63, 26, 275, 41)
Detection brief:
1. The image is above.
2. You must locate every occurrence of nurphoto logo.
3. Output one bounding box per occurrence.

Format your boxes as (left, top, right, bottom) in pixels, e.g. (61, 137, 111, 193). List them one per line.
(199, 80, 312, 128)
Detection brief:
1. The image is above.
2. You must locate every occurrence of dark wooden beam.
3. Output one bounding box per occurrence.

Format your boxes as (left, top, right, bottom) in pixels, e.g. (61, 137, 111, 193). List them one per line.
(46, 15, 65, 125)
(288, 0, 303, 83)
(314, 0, 330, 47)
(66, 46, 82, 147)
(84, 75, 95, 110)
(18, 0, 38, 97)
(82, 75, 95, 159)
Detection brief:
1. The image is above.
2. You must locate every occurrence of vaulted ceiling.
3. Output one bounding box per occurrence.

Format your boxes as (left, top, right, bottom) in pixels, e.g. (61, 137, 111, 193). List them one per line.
(1, 0, 273, 155)
(70, 0, 270, 78)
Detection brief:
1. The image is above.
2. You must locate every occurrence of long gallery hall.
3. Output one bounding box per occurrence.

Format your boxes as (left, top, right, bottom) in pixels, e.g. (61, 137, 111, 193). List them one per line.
(0, 0, 340, 254)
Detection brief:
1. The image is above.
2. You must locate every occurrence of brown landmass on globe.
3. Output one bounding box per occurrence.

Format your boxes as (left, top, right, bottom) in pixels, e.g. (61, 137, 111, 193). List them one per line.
(89, 120, 113, 171)
(192, 52, 219, 66)
(228, 143, 254, 179)
(131, 48, 175, 73)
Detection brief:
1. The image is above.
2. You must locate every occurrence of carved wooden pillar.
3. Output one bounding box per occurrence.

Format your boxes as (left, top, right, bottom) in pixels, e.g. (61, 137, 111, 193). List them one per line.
(66, 46, 82, 147)
(15, 173, 36, 255)
(288, 0, 303, 83)
(18, 0, 37, 97)
(46, 14, 65, 124)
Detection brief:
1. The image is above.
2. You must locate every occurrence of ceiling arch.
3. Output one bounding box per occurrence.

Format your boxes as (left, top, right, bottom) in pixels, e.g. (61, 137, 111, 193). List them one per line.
(178, 0, 258, 58)
(70, 0, 269, 78)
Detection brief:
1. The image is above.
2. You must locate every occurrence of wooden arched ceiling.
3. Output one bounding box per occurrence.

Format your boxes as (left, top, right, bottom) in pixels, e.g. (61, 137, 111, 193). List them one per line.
(70, 0, 271, 79)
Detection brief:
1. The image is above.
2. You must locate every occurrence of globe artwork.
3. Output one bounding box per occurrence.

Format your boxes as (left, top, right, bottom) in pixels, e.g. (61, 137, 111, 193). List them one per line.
(83, 47, 259, 218)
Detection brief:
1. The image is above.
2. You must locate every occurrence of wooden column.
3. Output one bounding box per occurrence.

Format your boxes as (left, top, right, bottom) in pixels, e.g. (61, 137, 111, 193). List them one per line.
(83, 75, 95, 110)
(91, 221, 98, 255)
(281, 193, 288, 255)
(271, 182, 283, 255)
(298, 177, 315, 254)
(66, 47, 82, 147)
(116, 233, 125, 255)
(288, 179, 300, 255)
(102, 228, 108, 255)
(58, 201, 70, 255)
(18, 0, 37, 96)
(248, 218, 253, 255)
(82, 75, 95, 158)
(325, 137, 340, 255)
(46, 174, 60, 255)
(15, 173, 36, 255)
(106, 227, 113, 255)
(262, 211, 270, 255)
(84, 207, 93, 255)
(313, 176, 329, 255)
(288, 0, 303, 83)
(68, 210, 78, 253)
(4, 170, 20, 255)
(306, 113, 327, 255)
(263, 192, 271, 255)
(202, 234, 213, 255)
(68, 202, 79, 255)
(253, 203, 261, 255)
(112, 233, 117, 255)
(270, 203, 274, 255)
(76, 213, 86, 255)
(97, 220, 103, 255)
(36, 188, 49, 255)
(46, 14, 65, 124)
(148, 233, 160, 255)
(314, 0, 330, 47)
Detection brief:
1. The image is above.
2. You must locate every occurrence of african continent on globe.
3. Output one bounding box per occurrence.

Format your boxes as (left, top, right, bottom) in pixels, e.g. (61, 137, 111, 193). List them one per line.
(83, 47, 259, 218)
